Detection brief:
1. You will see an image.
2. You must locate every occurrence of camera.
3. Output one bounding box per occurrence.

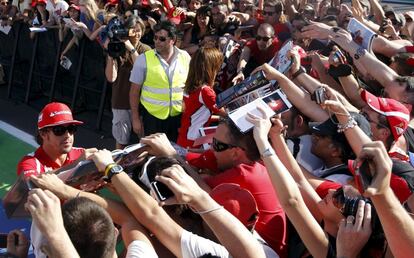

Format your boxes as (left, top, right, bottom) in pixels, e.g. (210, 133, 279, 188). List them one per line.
(332, 188, 370, 217)
(311, 87, 326, 104)
(150, 181, 174, 202)
(60, 56, 72, 70)
(105, 16, 129, 58)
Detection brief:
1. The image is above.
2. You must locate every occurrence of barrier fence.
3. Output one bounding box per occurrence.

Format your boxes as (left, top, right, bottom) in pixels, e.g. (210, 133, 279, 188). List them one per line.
(0, 21, 109, 130)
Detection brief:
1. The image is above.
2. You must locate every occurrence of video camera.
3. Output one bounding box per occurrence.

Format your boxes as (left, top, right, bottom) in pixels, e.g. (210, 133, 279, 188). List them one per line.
(105, 16, 129, 58)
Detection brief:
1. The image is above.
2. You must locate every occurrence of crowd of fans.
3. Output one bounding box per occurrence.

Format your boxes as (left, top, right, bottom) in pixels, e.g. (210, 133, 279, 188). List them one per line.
(2, 0, 414, 257)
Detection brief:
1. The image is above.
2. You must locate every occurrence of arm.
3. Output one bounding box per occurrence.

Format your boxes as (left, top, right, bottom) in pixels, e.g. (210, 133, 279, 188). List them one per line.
(156, 165, 266, 258)
(251, 63, 330, 122)
(60, 36, 76, 59)
(368, 0, 385, 25)
(246, 109, 329, 258)
(25, 189, 80, 258)
(301, 24, 399, 89)
(105, 56, 118, 83)
(359, 141, 414, 257)
(30, 174, 153, 248)
(232, 45, 251, 84)
(130, 82, 143, 137)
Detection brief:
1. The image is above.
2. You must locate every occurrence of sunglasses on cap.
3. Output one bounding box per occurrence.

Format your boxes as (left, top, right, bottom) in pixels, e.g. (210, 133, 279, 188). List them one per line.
(49, 124, 77, 136)
(212, 138, 238, 152)
(256, 35, 272, 41)
(154, 35, 168, 42)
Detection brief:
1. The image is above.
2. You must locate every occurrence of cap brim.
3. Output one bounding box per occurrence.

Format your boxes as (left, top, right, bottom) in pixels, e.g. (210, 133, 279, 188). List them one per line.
(39, 120, 83, 129)
(360, 90, 383, 115)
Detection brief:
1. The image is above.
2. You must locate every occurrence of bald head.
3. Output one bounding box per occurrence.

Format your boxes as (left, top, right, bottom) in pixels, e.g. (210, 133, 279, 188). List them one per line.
(258, 23, 275, 37)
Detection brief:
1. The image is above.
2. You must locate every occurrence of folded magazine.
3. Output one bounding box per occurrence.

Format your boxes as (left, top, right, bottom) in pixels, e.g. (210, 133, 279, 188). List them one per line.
(347, 18, 376, 52)
(228, 89, 292, 133)
(2, 144, 148, 219)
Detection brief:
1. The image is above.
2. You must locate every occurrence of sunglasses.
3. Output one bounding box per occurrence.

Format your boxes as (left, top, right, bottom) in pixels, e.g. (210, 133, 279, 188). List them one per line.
(360, 111, 388, 129)
(154, 35, 168, 42)
(50, 125, 77, 136)
(211, 138, 237, 152)
(262, 11, 275, 16)
(256, 35, 272, 42)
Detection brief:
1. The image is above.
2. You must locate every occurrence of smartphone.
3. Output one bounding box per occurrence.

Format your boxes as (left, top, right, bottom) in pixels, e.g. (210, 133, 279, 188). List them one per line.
(351, 159, 373, 194)
(0, 233, 7, 248)
(150, 181, 174, 202)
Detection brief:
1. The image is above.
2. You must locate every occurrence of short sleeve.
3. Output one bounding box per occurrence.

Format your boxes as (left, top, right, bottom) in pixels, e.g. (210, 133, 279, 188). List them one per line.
(201, 86, 220, 114)
(126, 240, 158, 258)
(180, 230, 230, 258)
(130, 54, 147, 85)
(17, 156, 40, 178)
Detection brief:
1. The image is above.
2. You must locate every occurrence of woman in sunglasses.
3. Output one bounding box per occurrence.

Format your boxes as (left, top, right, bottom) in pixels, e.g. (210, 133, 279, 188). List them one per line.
(177, 47, 226, 149)
(105, 15, 150, 149)
(246, 108, 389, 258)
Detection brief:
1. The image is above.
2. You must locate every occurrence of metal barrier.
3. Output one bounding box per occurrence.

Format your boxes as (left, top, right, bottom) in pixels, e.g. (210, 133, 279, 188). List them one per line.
(1, 21, 109, 130)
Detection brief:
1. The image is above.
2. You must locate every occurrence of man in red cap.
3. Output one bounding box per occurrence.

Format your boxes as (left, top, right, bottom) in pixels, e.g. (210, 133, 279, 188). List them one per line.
(17, 102, 87, 179)
(360, 89, 410, 159)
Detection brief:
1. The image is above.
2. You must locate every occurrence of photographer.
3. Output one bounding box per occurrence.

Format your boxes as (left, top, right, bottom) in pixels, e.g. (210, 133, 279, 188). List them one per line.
(105, 15, 150, 149)
(358, 141, 414, 258)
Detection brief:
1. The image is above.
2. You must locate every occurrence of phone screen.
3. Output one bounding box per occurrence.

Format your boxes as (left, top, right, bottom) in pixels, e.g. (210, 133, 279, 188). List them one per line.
(151, 181, 174, 201)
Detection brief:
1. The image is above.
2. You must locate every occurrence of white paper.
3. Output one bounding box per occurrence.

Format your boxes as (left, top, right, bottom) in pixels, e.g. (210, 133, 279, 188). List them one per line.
(29, 27, 48, 32)
(0, 25, 11, 35)
(228, 99, 275, 133)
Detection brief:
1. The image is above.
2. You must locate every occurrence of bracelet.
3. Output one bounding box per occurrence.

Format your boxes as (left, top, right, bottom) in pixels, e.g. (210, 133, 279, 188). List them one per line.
(193, 205, 223, 215)
(104, 163, 116, 177)
(337, 116, 357, 133)
(291, 66, 305, 80)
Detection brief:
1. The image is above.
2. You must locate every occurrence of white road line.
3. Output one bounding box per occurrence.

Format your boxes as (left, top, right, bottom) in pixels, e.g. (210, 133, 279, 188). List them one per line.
(0, 121, 39, 148)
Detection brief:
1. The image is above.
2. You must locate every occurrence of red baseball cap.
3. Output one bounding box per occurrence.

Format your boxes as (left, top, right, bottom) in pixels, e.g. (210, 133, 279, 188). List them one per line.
(210, 183, 259, 228)
(167, 7, 186, 25)
(37, 102, 83, 129)
(361, 90, 410, 141)
(33, 0, 47, 6)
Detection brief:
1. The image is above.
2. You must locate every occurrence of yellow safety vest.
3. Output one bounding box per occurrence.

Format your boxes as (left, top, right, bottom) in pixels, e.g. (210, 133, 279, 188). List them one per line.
(141, 49, 189, 120)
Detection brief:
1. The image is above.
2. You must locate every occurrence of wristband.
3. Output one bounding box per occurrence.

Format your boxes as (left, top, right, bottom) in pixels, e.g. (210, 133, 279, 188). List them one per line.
(291, 66, 305, 80)
(328, 64, 352, 78)
(104, 163, 116, 177)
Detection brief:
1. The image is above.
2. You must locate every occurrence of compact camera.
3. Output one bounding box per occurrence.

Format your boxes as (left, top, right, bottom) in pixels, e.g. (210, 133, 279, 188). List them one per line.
(311, 87, 326, 104)
(150, 181, 174, 202)
(60, 56, 72, 70)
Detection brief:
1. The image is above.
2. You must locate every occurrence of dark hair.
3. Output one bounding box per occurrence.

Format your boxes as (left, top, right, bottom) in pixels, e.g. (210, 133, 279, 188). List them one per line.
(212, 2, 228, 14)
(193, 5, 214, 36)
(146, 156, 182, 182)
(184, 47, 223, 93)
(62, 197, 116, 258)
(220, 117, 261, 162)
(391, 54, 414, 76)
(153, 20, 177, 39)
(330, 136, 355, 163)
(376, 113, 394, 150)
(124, 14, 145, 32)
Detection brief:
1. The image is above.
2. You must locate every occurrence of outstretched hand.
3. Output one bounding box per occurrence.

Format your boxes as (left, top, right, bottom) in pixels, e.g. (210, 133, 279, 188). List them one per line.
(356, 141, 393, 198)
(246, 105, 272, 142)
(154, 164, 205, 207)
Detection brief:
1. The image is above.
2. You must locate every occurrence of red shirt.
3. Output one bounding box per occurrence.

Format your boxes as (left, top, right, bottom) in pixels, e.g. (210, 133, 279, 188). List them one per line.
(17, 146, 84, 178)
(245, 38, 282, 66)
(187, 151, 287, 258)
(177, 86, 221, 148)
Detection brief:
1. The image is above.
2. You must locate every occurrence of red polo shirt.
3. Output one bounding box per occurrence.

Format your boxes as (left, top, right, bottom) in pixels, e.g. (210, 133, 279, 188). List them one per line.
(17, 146, 84, 178)
(186, 150, 288, 258)
(245, 37, 282, 66)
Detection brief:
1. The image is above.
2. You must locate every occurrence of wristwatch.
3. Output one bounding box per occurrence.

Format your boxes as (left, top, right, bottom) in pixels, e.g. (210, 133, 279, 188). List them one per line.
(291, 66, 306, 80)
(130, 48, 137, 54)
(104, 164, 124, 182)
